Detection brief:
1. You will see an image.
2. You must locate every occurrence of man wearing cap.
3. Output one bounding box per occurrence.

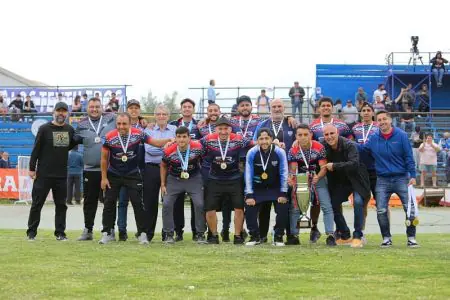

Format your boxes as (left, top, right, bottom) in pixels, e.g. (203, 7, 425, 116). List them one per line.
(341, 100, 359, 129)
(160, 126, 207, 244)
(289, 81, 306, 122)
(99, 112, 173, 245)
(170, 98, 202, 241)
(27, 102, 76, 241)
(201, 117, 253, 244)
(74, 97, 116, 241)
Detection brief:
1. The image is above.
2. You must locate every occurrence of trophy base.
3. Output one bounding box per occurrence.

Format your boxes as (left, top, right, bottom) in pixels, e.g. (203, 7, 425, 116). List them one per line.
(297, 219, 312, 229)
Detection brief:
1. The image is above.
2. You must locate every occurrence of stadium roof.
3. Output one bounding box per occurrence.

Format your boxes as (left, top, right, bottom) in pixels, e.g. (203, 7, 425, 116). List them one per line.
(0, 66, 48, 87)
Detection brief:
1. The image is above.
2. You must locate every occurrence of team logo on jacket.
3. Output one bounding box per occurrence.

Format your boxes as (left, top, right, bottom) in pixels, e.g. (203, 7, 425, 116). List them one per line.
(271, 160, 278, 166)
(288, 131, 293, 136)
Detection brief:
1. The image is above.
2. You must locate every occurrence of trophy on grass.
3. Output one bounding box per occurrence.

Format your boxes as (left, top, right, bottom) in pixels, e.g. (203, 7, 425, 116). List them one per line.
(294, 172, 313, 229)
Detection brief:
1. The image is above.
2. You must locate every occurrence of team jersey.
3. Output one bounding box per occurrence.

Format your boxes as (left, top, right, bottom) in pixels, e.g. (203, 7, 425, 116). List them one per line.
(102, 128, 151, 175)
(287, 141, 327, 174)
(162, 140, 204, 177)
(253, 118, 296, 153)
(200, 132, 252, 181)
(310, 118, 353, 142)
(352, 122, 379, 171)
(169, 117, 202, 140)
(230, 114, 264, 158)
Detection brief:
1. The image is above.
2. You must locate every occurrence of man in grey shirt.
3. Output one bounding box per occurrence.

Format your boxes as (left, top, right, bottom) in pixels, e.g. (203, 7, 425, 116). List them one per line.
(74, 97, 116, 240)
(341, 100, 359, 129)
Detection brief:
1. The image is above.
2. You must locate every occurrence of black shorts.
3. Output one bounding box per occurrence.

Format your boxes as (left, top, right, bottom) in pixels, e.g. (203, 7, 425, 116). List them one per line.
(205, 179, 244, 211)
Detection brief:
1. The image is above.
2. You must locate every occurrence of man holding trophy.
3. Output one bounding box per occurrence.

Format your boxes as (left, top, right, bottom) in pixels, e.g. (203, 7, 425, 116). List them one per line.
(244, 128, 289, 246)
(287, 124, 336, 246)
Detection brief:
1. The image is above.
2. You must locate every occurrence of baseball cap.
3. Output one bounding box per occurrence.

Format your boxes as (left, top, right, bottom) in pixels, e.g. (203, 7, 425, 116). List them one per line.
(54, 102, 69, 111)
(361, 102, 374, 111)
(180, 98, 196, 107)
(127, 99, 140, 108)
(216, 116, 231, 127)
(346, 99, 352, 103)
(236, 95, 252, 105)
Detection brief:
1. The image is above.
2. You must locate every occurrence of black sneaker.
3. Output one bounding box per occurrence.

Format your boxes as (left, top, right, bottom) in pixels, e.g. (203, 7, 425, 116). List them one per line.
(310, 228, 322, 244)
(221, 230, 230, 242)
(192, 231, 198, 241)
(27, 234, 36, 241)
(326, 234, 337, 247)
(162, 230, 167, 241)
(196, 233, 208, 244)
(241, 229, 248, 240)
(285, 234, 300, 245)
(233, 235, 245, 245)
(207, 234, 220, 244)
(273, 235, 285, 247)
(164, 234, 175, 244)
(407, 239, 420, 248)
(66, 201, 73, 205)
(260, 236, 268, 244)
(380, 239, 393, 248)
(175, 231, 184, 242)
(245, 236, 261, 246)
(56, 234, 68, 241)
(118, 231, 128, 242)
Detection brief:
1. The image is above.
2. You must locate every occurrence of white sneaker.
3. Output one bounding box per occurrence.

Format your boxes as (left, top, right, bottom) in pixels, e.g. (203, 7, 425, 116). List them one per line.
(138, 232, 149, 245)
(98, 232, 114, 244)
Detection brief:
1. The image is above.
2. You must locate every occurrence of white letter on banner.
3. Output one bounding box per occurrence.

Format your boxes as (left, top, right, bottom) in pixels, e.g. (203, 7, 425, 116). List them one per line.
(3, 176, 18, 192)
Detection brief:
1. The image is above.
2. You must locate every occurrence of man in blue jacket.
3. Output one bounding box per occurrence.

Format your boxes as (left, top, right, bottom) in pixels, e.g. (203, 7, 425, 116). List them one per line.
(359, 110, 419, 248)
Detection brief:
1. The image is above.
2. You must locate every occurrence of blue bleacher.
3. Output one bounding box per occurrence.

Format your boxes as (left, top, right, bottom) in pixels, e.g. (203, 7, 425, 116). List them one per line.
(0, 122, 36, 167)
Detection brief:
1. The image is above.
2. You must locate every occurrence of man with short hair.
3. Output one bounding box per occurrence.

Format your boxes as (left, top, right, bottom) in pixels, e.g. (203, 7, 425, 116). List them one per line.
(400, 106, 416, 132)
(99, 113, 173, 245)
(289, 81, 305, 121)
(341, 100, 359, 129)
(322, 124, 371, 248)
(355, 87, 369, 103)
(0, 152, 10, 168)
(372, 84, 386, 103)
(358, 110, 419, 248)
(160, 126, 207, 244)
(8, 94, 23, 122)
(256, 89, 271, 115)
(74, 97, 116, 241)
(207, 79, 219, 104)
(27, 102, 76, 241)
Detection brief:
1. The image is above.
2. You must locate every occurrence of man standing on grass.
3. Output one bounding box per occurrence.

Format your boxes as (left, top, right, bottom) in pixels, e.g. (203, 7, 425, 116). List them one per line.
(99, 113, 173, 245)
(358, 110, 419, 248)
(160, 126, 207, 244)
(27, 102, 76, 241)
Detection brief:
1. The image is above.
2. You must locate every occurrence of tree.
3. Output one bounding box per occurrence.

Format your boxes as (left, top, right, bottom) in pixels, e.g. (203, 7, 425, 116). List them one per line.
(163, 91, 180, 121)
(140, 89, 180, 121)
(140, 90, 158, 113)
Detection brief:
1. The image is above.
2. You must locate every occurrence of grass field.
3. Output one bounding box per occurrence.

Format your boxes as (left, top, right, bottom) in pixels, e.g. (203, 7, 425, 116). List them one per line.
(0, 230, 449, 299)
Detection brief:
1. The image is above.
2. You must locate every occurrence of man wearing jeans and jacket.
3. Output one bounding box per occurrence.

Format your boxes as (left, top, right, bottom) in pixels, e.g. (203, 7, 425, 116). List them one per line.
(288, 82, 305, 122)
(359, 110, 419, 248)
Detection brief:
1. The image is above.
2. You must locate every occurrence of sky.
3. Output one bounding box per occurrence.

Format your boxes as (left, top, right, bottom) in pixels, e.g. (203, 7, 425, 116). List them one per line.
(1, 0, 449, 106)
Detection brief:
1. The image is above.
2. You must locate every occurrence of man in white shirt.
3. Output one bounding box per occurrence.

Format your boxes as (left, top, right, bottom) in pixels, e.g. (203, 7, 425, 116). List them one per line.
(372, 84, 386, 103)
(341, 100, 359, 129)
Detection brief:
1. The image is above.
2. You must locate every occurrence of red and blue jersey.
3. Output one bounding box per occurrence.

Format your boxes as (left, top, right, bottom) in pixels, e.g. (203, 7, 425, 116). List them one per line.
(287, 141, 327, 174)
(230, 114, 264, 158)
(309, 118, 353, 142)
(352, 122, 379, 171)
(102, 128, 151, 175)
(200, 132, 252, 180)
(162, 141, 204, 177)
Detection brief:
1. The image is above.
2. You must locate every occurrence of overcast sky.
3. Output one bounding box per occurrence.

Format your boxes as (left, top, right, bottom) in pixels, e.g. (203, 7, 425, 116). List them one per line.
(2, 0, 449, 102)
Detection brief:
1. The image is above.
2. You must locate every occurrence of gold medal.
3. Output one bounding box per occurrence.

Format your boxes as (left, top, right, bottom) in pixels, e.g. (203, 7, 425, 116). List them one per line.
(261, 172, 268, 180)
(412, 217, 419, 226)
(94, 137, 101, 143)
(220, 162, 227, 170)
(181, 172, 190, 179)
(405, 219, 411, 226)
(121, 155, 128, 162)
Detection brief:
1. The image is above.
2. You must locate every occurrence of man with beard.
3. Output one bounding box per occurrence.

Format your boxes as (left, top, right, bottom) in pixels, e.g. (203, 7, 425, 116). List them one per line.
(27, 102, 76, 241)
(308, 97, 353, 243)
(74, 98, 116, 241)
(170, 98, 202, 241)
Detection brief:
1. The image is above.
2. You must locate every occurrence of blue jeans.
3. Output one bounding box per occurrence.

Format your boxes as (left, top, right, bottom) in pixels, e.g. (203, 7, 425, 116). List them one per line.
(292, 100, 303, 122)
(375, 176, 416, 238)
(290, 177, 334, 235)
(117, 186, 128, 232)
(432, 68, 444, 84)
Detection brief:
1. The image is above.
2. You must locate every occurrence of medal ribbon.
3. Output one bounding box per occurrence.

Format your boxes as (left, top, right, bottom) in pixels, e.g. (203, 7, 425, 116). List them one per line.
(218, 137, 230, 163)
(259, 144, 273, 173)
(177, 145, 191, 171)
(117, 129, 131, 157)
(88, 115, 103, 136)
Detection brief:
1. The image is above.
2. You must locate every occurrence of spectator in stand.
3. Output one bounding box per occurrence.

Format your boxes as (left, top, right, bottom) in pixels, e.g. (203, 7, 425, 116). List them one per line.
(356, 98, 364, 112)
(23, 96, 37, 121)
(334, 99, 343, 118)
(57, 93, 64, 102)
(395, 84, 415, 112)
(372, 84, 386, 103)
(417, 84, 430, 115)
(400, 106, 416, 132)
(289, 81, 306, 122)
(373, 96, 386, 113)
(71, 95, 82, 115)
(105, 93, 119, 112)
(256, 89, 270, 115)
(438, 132, 450, 167)
(419, 133, 441, 187)
(0, 152, 10, 168)
(207, 79, 219, 104)
(82, 93, 88, 111)
(411, 126, 424, 169)
(0, 95, 8, 117)
(8, 94, 24, 122)
(94, 92, 100, 99)
(355, 87, 369, 103)
(67, 145, 83, 205)
(430, 51, 448, 87)
(341, 100, 359, 129)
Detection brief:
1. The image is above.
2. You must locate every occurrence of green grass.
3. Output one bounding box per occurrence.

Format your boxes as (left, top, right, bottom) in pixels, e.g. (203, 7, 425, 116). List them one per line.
(0, 230, 449, 299)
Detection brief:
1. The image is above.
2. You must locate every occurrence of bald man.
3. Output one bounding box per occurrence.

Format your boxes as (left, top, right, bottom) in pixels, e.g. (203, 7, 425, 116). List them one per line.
(321, 124, 371, 247)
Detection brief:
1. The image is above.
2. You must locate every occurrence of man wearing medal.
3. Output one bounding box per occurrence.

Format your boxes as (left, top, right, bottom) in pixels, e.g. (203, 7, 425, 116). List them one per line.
(200, 117, 253, 244)
(244, 128, 289, 246)
(74, 97, 116, 241)
(308, 97, 353, 243)
(322, 124, 371, 248)
(99, 113, 173, 245)
(358, 110, 419, 248)
(143, 104, 176, 242)
(169, 98, 202, 241)
(287, 124, 336, 246)
(160, 126, 207, 244)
